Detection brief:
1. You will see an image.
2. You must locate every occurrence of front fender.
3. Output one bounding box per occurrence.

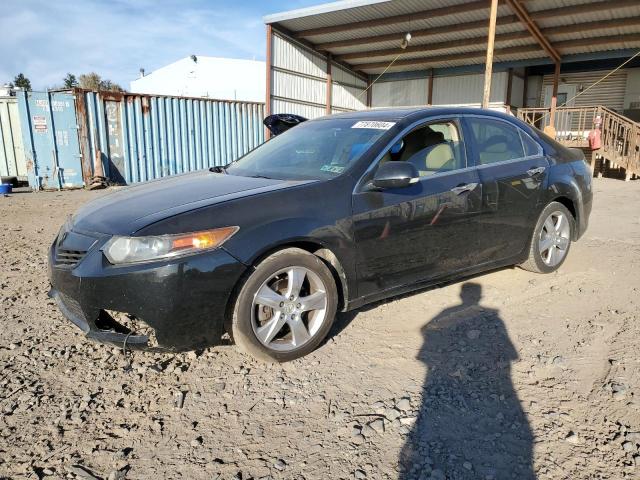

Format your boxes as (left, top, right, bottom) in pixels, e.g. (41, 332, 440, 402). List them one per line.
(137, 175, 359, 304)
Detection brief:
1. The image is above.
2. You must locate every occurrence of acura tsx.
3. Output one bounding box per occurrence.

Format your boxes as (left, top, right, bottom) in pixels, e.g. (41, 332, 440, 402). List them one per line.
(48, 107, 592, 361)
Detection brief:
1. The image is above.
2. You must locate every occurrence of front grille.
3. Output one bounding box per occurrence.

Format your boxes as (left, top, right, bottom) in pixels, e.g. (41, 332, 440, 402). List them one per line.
(55, 248, 87, 268)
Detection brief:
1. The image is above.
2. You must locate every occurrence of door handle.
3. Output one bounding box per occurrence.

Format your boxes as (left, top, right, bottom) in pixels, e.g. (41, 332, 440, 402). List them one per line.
(527, 166, 546, 176)
(450, 182, 478, 195)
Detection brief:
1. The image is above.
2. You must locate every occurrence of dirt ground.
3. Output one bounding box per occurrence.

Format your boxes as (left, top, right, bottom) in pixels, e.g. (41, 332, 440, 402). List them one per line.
(1, 178, 640, 480)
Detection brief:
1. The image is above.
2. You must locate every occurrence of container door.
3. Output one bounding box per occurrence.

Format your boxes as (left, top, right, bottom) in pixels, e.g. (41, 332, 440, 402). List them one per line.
(0, 97, 28, 182)
(18, 91, 84, 190)
(50, 92, 84, 188)
(104, 100, 126, 183)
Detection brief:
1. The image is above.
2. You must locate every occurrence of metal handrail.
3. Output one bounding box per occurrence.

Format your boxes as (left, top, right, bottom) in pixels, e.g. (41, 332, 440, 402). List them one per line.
(518, 105, 640, 178)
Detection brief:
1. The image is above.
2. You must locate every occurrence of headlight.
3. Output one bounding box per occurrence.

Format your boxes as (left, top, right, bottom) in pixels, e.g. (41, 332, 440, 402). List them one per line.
(102, 226, 239, 265)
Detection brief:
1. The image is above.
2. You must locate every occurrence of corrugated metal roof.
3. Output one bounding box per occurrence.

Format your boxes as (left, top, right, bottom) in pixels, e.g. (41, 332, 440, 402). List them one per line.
(268, 0, 472, 31)
(265, 0, 640, 75)
(263, 0, 391, 25)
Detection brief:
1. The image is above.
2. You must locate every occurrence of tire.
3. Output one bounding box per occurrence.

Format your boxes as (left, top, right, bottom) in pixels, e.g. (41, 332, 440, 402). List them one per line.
(230, 248, 338, 362)
(520, 201, 575, 274)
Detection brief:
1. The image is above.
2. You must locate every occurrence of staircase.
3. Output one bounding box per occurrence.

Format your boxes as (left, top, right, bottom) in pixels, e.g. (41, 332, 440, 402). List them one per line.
(518, 105, 640, 180)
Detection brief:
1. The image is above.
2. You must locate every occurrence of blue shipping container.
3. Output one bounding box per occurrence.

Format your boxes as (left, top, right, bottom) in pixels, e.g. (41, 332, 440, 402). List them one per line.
(17, 89, 266, 189)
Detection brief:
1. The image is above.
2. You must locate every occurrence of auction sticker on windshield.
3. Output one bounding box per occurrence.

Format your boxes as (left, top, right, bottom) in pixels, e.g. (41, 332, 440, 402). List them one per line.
(321, 165, 345, 173)
(351, 121, 396, 130)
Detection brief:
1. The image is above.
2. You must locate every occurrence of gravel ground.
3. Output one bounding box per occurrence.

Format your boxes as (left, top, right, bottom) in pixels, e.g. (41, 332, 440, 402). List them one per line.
(1, 178, 640, 480)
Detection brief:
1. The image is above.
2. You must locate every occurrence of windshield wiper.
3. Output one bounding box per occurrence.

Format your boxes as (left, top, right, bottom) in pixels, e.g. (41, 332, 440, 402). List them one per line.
(209, 165, 227, 174)
(247, 174, 272, 179)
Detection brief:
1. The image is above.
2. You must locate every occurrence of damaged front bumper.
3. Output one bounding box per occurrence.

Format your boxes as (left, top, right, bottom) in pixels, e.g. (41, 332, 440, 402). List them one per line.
(48, 229, 247, 352)
(48, 290, 151, 348)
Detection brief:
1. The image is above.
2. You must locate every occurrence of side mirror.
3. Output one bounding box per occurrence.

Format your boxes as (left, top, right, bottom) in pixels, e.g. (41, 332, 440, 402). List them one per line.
(372, 161, 419, 189)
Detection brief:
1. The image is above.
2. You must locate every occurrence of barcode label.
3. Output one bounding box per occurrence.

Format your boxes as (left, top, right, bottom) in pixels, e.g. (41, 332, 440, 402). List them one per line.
(351, 121, 396, 130)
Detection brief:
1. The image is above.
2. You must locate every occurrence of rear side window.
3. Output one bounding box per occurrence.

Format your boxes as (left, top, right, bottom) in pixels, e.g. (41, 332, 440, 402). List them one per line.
(467, 117, 525, 165)
(520, 130, 542, 157)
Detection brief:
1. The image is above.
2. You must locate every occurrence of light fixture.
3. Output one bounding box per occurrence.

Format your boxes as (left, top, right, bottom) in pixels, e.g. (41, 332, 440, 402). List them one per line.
(400, 32, 412, 50)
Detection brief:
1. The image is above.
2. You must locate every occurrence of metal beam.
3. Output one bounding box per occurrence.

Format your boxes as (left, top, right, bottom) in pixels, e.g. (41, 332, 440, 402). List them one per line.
(335, 17, 640, 62)
(522, 67, 529, 107)
(555, 32, 640, 50)
(294, 0, 489, 38)
(549, 62, 561, 131)
(506, 68, 514, 106)
(482, 0, 499, 109)
(372, 48, 640, 81)
(318, 17, 516, 51)
(265, 24, 272, 139)
(355, 44, 544, 71)
(352, 33, 640, 71)
(326, 54, 332, 114)
(314, 0, 639, 50)
(504, 0, 560, 63)
(530, 0, 639, 20)
(337, 31, 532, 62)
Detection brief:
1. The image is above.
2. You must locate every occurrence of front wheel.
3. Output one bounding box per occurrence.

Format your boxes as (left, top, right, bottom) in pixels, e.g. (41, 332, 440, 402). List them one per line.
(230, 248, 338, 362)
(520, 201, 574, 274)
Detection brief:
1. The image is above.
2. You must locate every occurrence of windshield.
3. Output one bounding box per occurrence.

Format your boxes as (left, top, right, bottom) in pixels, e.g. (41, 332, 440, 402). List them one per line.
(226, 118, 392, 180)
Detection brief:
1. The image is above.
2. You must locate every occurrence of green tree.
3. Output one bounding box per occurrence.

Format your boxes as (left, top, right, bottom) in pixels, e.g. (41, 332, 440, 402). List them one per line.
(13, 73, 31, 91)
(63, 73, 78, 88)
(78, 72, 124, 92)
(78, 72, 101, 90)
(99, 79, 124, 92)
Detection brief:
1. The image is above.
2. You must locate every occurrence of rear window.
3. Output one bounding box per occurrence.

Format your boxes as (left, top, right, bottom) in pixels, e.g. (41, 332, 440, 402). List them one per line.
(520, 130, 542, 157)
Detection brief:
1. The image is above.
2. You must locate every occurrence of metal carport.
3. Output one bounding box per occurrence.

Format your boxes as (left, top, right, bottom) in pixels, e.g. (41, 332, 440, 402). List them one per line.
(263, 0, 640, 134)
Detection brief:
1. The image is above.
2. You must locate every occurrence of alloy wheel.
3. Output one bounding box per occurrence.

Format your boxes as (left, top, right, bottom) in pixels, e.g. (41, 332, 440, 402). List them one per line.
(251, 266, 328, 351)
(538, 211, 570, 267)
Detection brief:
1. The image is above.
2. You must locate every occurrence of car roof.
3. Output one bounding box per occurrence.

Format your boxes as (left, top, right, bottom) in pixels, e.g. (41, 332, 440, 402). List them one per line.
(316, 106, 517, 124)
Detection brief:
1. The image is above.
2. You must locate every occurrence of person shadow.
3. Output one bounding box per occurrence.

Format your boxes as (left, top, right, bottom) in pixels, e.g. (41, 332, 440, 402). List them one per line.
(398, 282, 534, 480)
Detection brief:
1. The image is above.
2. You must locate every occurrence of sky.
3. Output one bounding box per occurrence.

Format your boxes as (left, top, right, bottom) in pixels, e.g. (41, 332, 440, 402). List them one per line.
(0, 0, 323, 90)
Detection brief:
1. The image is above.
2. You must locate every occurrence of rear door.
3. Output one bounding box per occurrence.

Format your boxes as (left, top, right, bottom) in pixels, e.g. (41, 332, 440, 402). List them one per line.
(463, 115, 548, 263)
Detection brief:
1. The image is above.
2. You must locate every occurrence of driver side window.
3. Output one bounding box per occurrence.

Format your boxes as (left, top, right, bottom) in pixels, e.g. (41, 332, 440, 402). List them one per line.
(381, 120, 467, 177)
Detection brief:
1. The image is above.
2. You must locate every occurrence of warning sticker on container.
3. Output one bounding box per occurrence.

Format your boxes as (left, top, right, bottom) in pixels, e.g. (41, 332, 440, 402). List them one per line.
(33, 115, 47, 132)
(351, 121, 395, 130)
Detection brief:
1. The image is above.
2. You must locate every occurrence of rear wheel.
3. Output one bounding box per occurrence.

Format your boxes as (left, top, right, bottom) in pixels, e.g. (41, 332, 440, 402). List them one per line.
(230, 248, 337, 362)
(520, 201, 574, 274)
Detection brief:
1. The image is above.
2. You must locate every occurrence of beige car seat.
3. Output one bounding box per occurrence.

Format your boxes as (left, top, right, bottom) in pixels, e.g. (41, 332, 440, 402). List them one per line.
(423, 143, 455, 172)
(406, 129, 456, 176)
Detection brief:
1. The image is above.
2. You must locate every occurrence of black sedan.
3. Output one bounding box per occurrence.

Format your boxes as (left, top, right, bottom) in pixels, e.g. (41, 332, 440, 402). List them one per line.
(49, 107, 592, 361)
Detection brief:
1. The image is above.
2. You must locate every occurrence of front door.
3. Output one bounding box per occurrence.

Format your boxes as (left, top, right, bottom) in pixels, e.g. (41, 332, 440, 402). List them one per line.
(463, 116, 548, 264)
(352, 119, 483, 298)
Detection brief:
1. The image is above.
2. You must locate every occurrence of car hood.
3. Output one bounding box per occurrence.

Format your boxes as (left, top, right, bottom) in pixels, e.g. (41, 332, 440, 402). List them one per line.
(72, 171, 312, 235)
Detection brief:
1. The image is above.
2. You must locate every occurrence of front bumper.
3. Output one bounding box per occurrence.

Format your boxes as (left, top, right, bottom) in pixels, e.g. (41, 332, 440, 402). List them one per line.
(48, 231, 247, 352)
